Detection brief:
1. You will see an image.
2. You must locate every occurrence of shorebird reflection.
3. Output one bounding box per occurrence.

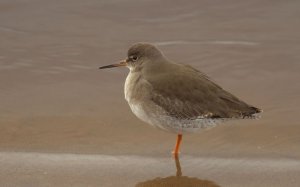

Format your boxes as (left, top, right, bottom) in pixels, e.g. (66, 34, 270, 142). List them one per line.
(135, 155, 220, 187)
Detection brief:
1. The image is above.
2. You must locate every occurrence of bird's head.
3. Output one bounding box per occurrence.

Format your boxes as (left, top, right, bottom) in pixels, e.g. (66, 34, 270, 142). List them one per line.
(99, 43, 165, 71)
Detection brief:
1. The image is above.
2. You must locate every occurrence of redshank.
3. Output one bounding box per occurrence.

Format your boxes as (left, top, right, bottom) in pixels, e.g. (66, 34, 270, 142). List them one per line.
(99, 43, 261, 155)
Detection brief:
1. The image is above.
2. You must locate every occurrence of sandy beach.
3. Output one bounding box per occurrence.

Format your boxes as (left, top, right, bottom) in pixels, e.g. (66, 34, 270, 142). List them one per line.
(1, 152, 300, 187)
(0, 0, 300, 186)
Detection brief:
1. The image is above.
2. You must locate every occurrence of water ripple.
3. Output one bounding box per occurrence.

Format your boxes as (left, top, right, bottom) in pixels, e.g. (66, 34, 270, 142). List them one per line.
(154, 40, 259, 46)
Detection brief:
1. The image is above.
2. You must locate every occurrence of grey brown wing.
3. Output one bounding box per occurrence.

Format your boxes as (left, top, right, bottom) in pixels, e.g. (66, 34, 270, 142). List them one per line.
(148, 65, 260, 119)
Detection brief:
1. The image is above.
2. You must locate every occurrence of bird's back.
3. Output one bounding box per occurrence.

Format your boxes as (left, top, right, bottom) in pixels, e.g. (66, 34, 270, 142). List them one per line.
(143, 62, 261, 120)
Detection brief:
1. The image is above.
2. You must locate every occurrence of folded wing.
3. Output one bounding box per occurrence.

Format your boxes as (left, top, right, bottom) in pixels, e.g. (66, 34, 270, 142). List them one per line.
(147, 64, 261, 120)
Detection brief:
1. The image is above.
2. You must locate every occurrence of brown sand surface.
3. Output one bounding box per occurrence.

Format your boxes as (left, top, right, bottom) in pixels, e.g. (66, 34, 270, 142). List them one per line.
(0, 0, 300, 186)
(1, 152, 300, 187)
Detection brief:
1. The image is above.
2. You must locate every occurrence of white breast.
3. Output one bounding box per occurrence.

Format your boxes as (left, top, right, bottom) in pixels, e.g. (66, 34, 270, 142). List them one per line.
(124, 71, 140, 102)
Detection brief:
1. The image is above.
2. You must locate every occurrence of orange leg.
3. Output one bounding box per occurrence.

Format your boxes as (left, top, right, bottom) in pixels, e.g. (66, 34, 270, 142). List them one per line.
(173, 134, 182, 155)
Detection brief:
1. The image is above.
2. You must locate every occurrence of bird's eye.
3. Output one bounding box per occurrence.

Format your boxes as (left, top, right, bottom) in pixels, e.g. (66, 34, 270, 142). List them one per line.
(131, 56, 138, 62)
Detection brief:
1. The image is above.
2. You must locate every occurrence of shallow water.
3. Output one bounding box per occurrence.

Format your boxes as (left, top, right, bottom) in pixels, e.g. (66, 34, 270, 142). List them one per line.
(0, 0, 300, 186)
(1, 152, 299, 187)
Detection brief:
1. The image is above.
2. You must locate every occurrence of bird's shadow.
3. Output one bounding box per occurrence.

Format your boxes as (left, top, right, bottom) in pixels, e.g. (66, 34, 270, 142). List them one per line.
(135, 155, 221, 187)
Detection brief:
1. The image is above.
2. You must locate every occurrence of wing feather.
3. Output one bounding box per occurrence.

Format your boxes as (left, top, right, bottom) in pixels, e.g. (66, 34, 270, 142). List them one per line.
(146, 63, 260, 119)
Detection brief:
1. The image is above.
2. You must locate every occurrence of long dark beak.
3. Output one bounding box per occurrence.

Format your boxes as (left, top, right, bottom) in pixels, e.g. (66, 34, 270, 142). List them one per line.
(99, 59, 127, 69)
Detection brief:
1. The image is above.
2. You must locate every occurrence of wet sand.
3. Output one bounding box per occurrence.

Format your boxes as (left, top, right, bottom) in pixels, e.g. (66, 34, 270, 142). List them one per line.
(1, 152, 299, 187)
(0, 0, 300, 186)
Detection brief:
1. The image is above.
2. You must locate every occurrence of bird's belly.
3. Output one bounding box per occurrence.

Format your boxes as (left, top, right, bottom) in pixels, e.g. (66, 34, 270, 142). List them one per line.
(128, 101, 223, 134)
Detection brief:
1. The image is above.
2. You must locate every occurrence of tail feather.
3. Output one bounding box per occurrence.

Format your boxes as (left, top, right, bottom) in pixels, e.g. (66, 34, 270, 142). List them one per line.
(242, 106, 262, 119)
